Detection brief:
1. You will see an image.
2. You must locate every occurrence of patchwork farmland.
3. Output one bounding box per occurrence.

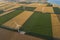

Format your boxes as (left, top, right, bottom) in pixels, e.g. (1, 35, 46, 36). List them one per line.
(0, 2, 60, 40)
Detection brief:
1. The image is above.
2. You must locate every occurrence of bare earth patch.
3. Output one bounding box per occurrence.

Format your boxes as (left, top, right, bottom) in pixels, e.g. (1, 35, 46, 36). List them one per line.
(51, 14, 60, 38)
(3, 11, 33, 30)
(0, 28, 44, 40)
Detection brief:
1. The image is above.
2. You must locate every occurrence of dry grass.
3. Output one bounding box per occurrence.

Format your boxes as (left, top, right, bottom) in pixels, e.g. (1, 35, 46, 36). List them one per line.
(26, 3, 47, 7)
(51, 14, 60, 38)
(42, 7, 54, 13)
(34, 6, 44, 12)
(4, 4, 21, 11)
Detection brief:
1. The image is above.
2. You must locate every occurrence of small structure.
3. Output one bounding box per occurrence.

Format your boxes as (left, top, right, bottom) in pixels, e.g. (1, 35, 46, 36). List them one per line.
(19, 31, 26, 34)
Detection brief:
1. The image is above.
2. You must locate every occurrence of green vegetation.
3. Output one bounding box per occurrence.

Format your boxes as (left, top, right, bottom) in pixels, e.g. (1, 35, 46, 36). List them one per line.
(0, 10, 4, 14)
(19, 2, 31, 4)
(47, 3, 53, 7)
(0, 6, 24, 25)
(20, 12, 52, 39)
(53, 7, 60, 14)
(16, 6, 24, 10)
(24, 7, 36, 11)
(16, 6, 36, 11)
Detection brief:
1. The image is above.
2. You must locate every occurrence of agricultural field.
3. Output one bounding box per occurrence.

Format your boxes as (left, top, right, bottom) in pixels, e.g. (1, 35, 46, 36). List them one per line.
(0, 2, 60, 40)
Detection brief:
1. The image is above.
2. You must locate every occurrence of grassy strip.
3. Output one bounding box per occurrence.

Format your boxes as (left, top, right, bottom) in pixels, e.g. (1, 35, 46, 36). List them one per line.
(0, 7, 24, 25)
(25, 7, 36, 11)
(19, 2, 31, 4)
(53, 7, 60, 14)
(20, 12, 52, 39)
(16, 6, 36, 11)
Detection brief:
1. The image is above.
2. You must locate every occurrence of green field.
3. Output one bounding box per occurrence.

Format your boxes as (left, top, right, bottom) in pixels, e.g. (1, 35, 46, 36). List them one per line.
(17, 6, 36, 11)
(0, 6, 53, 39)
(0, 10, 4, 14)
(20, 12, 52, 40)
(53, 7, 60, 14)
(47, 3, 53, 7)
(25, 7, 36, 11)
(0, 6, 24, 25)
(19, 2, 31, 4)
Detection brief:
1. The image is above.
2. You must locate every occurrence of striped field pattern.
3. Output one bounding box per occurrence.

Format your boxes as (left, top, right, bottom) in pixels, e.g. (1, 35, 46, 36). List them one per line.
(0, 2, 60, 40)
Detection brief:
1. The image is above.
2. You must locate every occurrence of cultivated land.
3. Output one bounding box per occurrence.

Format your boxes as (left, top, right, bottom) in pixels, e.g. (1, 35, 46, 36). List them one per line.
(19, 12, 52, 40)
(3, 11, 33, 29)
(0, 2, 21, 16)
(0, 7, 24, 25)
(42, 7, 54, 13)
(0, 2, 60, 40)
(51, 14, 60, 39)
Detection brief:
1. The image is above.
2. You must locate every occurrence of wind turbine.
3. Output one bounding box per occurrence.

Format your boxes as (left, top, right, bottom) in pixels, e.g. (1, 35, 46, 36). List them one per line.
(15, 22, 26, 34)
(15, 22, 21, 32)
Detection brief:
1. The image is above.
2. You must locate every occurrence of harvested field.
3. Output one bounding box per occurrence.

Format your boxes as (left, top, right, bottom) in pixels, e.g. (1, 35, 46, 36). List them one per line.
(51, 14, 60, 38)
(42, 7, 54, 13)
(3, 11, 33, 29)
(26, 3, 47, 7)
(34, 6, 44, 12)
